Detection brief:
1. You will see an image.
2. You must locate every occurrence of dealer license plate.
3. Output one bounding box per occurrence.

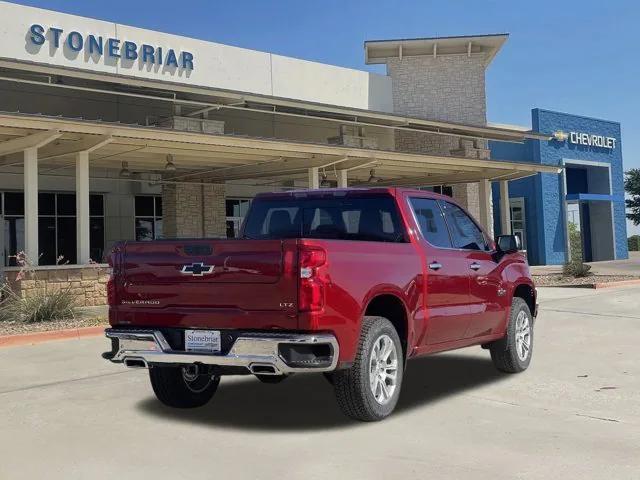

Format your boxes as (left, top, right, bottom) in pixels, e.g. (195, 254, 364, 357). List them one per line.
(185, 330, 221, 353)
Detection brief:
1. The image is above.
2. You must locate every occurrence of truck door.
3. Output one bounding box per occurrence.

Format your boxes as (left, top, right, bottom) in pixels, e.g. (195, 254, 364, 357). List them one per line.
(408, 197, 472, 345)
(438, 200, 504, 339)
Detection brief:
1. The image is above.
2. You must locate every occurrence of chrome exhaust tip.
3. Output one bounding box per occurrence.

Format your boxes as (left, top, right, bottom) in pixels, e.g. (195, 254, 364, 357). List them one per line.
(123, 357, 148, 369)
(248, 363, 279, 375)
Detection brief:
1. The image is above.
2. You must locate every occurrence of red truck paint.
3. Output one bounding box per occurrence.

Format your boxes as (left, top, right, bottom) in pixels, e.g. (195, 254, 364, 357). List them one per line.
(108, 187, 535, 367)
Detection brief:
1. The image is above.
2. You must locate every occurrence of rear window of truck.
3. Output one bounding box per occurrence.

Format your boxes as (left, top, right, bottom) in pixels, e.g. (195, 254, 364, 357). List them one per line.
(242, 195, 407, 242)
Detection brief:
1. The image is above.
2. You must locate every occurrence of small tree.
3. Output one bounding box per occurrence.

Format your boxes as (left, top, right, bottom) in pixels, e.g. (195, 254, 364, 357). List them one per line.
(563, 221, 591, 278)
(567, 221, 583, 262)
(624, 169, 640, 225)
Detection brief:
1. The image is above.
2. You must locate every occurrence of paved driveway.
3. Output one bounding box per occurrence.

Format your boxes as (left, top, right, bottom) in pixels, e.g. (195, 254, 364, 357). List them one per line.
(1, 287, 638, 479)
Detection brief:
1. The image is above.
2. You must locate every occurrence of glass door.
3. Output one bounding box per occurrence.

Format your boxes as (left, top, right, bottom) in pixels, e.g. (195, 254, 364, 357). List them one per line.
(509, 198, 526, 251)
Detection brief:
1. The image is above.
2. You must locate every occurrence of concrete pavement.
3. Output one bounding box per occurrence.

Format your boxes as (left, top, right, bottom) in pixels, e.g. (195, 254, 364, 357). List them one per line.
(0, 287, 638, 479)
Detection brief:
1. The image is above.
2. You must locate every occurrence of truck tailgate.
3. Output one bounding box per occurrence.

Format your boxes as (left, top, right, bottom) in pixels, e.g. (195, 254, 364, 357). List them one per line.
(113, 239, 298, 330)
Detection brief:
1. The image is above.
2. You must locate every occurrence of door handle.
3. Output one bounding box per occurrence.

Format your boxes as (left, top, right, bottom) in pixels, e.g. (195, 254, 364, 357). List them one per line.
(470, 262, 481, 271)
(428, 262, 443, 271)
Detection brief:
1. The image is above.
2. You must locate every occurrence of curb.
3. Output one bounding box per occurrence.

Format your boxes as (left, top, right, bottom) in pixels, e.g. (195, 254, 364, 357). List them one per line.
(540, 279, 640, 289)
(592, 279, 640, 289)
(0, 325, 107, 348)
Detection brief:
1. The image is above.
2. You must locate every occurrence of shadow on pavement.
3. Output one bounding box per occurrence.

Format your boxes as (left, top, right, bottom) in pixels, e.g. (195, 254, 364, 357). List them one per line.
(137, 353, 507, 431)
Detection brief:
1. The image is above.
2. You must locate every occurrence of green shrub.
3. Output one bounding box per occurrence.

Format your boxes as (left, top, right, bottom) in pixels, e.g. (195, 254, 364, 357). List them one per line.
(628, 235, 640, 252)
(562, 261, 592, 278)
(0, 283, 78, 323)
(567, 221, 583, 262)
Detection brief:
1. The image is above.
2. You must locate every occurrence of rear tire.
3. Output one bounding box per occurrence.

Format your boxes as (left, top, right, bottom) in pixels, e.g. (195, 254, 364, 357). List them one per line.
(332, 316, 404, 421)
(490, 297, 533, 373)
(149, 365, 220, 408)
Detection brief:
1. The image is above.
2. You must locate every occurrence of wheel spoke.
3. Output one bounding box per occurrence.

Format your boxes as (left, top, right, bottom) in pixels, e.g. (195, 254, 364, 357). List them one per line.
(379, 378, 390, 400)
(380, 338, 391, 361)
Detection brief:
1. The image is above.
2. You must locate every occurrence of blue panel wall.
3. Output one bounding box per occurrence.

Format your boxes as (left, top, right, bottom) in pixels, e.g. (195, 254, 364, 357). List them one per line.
(533, 109, 627, 263)
(490, 108, 628, 265)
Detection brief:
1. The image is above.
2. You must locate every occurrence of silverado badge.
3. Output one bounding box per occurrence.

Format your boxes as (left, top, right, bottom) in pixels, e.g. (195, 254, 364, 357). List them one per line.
(181, 262, 215, 276)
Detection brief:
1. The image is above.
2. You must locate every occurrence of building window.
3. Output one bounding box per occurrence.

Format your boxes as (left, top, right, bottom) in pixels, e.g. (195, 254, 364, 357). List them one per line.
(135, 196, 163, 241)
(1, 192, 104, 266)
(90, 195, 106, 262)
(432, 185, 453, 197)
(2, 192, 25, 267)
(226, 198, 251, 238)
(419, 185, 453, 197)
(509, 197, 526, 250)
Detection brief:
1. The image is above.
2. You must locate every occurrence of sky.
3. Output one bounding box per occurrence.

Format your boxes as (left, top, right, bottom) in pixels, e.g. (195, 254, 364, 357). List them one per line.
(10, 0, 640, 233)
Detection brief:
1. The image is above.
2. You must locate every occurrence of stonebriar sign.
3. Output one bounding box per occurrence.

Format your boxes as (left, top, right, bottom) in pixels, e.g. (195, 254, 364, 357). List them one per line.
(28, 24, 195, 70)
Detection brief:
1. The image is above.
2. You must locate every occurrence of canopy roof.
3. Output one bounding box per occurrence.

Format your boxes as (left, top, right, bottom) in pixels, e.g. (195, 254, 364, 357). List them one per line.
(0, 112, 561, 188)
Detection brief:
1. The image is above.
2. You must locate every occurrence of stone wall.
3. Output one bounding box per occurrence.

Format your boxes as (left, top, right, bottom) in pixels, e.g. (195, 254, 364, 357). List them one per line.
(386, 53, 491, 223)
(163, 181, 226, 238)
(387, 55, 487, 125)
(5, 266, 109, 307)
(203, 184, 227, 237)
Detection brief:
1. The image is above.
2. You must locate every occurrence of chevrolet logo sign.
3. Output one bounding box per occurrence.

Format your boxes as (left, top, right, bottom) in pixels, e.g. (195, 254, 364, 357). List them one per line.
(181, 262, 214, 276)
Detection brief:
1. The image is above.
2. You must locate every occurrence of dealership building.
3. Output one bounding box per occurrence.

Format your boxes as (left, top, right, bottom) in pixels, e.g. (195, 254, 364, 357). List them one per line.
(0, 1, 627, 304)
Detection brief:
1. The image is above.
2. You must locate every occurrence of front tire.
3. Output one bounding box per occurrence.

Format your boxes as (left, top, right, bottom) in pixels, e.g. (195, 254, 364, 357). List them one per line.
(149, 365, 220, 408)
(490, 297, 533, 373)
(332, 316, 404, 421)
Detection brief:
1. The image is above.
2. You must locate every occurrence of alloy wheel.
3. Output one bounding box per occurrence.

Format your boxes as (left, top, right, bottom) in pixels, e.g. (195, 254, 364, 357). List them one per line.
(515, 310, 531, 362)
(369, 334, 399, 405)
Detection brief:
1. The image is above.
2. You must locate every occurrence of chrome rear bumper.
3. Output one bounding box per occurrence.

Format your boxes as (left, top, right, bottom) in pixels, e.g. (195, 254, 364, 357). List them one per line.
(104, 328, 339, 375)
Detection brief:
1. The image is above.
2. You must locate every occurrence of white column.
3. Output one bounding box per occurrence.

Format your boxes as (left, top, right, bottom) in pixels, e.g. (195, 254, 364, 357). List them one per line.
(76, 151, 90, 264)
(499, 180, 511, 235)
(23, 147, 39, 265)
(308, 167, 319, 189)
(337, 170, 348, 188)
(478, 178, 493, 237)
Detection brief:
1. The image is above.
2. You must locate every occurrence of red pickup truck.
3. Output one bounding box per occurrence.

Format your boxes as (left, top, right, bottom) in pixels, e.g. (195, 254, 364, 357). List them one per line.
(104, 188, 536, 421)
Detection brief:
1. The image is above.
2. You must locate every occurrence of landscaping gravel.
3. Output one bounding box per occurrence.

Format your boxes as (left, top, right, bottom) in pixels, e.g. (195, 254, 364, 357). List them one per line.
(533, 274, 640, 287)
(0, 315, 106, 336)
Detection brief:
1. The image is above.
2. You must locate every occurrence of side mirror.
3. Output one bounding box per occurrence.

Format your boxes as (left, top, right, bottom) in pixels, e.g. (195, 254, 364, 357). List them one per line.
(496, 234, 521, 254)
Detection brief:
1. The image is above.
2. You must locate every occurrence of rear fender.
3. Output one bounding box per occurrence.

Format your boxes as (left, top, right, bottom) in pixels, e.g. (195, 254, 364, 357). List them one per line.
(360, 286, 413, 359)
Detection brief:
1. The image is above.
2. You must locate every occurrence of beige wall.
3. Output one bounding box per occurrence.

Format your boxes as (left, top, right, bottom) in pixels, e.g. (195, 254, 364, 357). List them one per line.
(0, 1, 393, 112)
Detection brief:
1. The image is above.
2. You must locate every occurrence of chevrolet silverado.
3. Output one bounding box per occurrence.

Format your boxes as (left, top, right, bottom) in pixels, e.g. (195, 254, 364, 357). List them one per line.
(103, 188, 536, 421)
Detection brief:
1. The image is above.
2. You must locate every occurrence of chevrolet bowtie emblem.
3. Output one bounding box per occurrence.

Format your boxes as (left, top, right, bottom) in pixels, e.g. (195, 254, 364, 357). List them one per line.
(181, 262, 214, 276)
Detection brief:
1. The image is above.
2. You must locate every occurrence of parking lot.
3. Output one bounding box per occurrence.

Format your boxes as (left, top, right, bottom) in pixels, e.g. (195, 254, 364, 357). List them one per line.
(1, 286, 638, 480)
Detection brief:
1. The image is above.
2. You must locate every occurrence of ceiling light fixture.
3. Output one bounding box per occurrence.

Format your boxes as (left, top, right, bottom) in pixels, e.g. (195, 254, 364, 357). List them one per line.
(367, 169, 382, 183)
(320, 172, 332, 188)
(119, 161, 131, 178)
(164, 154, 176, 172)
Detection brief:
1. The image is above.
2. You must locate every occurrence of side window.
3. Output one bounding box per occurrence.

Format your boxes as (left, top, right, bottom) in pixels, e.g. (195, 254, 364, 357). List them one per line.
(409, 198, 452, 248)
(440, 201, 489, 251)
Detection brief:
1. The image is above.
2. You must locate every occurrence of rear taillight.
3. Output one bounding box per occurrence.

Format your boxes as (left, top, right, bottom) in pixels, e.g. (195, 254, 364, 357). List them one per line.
(107, 276, 116, 307)
(298, 246, 326, 312)
(106, 245, 121, 307)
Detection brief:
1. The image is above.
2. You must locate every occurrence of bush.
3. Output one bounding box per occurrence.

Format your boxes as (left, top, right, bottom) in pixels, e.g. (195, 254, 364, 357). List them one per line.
(628, 235, 640, 252)
(567, 221, 583, 262)
(0, 283, 78, 323)
(562, 261, 592, 278)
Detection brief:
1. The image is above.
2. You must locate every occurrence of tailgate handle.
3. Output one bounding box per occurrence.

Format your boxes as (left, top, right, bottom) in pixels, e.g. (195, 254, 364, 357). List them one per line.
(184, 245, 212, 256)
